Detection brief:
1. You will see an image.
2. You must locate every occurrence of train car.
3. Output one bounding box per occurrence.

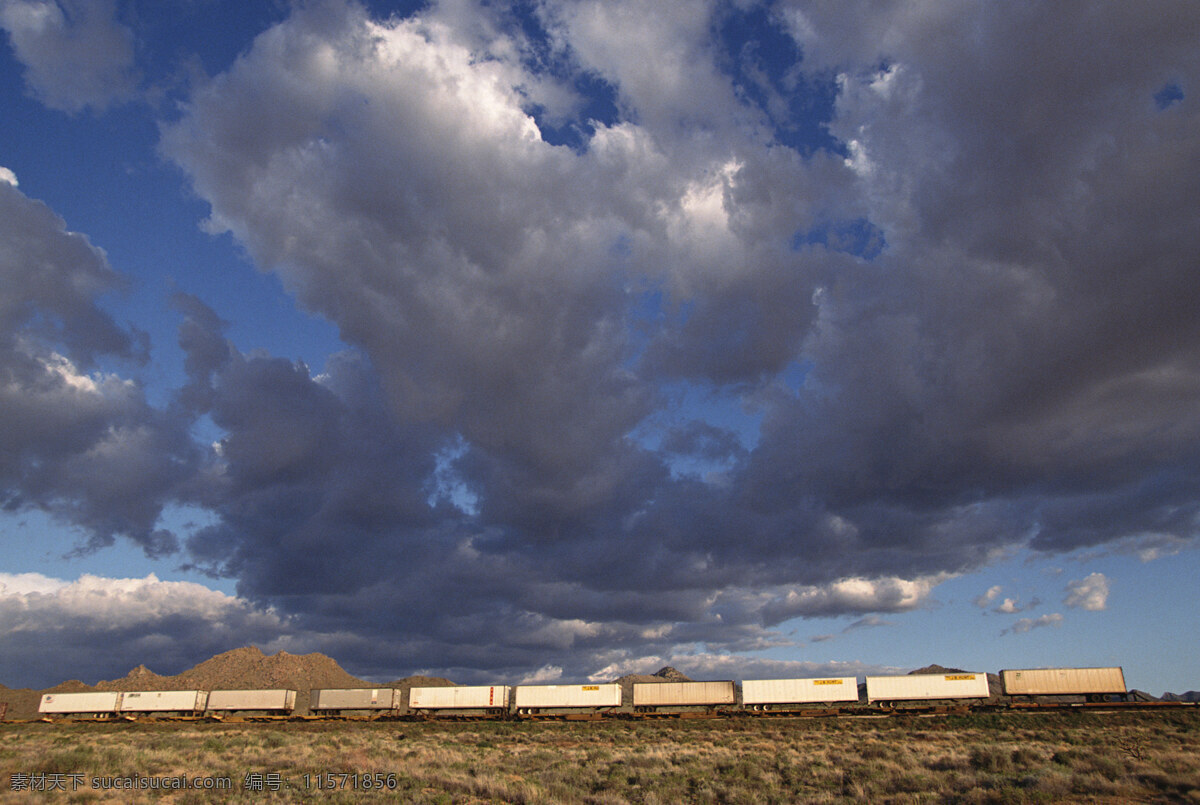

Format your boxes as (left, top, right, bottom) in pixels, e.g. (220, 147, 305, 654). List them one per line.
(1001, 667, 1126, 701)
(38, 692, 122, 718)
(309, 688, 402, 714)
(206, 689, 297, 714)
(513, 683, 621, 714)
(742, 677, 860, 710)
(632, 681, 736, 712)
(865, 673, 990, 705)
(119, 690, 209, 716)
(408, 685, 510, 715)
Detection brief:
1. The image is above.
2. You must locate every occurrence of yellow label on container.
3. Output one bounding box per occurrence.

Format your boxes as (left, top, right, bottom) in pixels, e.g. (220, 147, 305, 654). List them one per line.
(945, 675, 976, 681)
(581, 686, 599, 691)
(813, 679, 843, 685)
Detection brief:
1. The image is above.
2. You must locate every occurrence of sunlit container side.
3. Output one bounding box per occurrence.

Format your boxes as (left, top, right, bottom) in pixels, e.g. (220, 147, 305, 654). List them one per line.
(632, 681, 736, 707)
(865, 673, 990, 703)
(38, 692, 122, 715)
(119, 690, 209, 714)
(1001, 667, 1126, 696)
(206, 689, 297, 712)
(408, 685, 510, 710)
(513, 684, 622, 709)
(742, 677, 860, 705)
(309, 688, 402, 711)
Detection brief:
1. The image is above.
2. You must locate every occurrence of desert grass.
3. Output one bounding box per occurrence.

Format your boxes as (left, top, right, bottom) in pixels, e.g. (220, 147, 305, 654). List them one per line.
(0, 710, 1197, 803)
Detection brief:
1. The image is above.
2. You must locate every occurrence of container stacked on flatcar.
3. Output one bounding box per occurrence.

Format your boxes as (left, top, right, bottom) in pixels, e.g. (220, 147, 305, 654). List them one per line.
(37, 692, 122, 718)
(120, 690, 208, 716)
(865, 673, 990, 706)
(409, 685, 510, 716)
(632, 681, 736, 713)
(310, 688, 402, 714)
(513, 683, 621, 715)
(1001, 667, 1126, 702)
(206, 689, 297, 715)
(742, 676, 860, 710)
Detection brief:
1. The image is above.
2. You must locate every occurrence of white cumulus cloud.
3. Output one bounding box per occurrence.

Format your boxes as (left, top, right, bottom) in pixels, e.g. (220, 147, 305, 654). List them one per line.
(973, 585, 1002, 608)
(1064, 572, 1110, 611)
(762, 574, 948, 624)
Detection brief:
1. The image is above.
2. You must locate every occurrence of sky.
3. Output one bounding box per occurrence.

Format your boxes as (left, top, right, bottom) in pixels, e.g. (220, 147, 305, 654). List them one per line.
(0, 0, 1198, 696)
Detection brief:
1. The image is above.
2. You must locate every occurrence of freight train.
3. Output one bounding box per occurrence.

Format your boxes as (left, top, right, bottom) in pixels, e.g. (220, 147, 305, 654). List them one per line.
(29, 666, 1175, 721)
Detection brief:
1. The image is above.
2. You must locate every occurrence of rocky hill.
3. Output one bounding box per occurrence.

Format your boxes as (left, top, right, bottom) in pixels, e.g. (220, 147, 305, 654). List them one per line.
(909, 664, 968, 675)
(0, 684, 42, 722)
(1161, 691, 1200, 702)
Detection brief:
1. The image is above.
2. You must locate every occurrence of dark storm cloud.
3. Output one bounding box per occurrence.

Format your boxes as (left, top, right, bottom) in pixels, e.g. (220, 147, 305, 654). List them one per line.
(149, 0, 1200, 679)
(751, 0, 1200, 557)
(168, 296, 678, 678)
(0, 179, 197, 556)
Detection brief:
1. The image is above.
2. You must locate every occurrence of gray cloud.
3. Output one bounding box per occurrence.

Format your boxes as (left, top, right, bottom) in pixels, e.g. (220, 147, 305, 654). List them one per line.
(1002, 613, 1064, 636)
(0, 177, 197, 556)
(0, 0, 137, 113)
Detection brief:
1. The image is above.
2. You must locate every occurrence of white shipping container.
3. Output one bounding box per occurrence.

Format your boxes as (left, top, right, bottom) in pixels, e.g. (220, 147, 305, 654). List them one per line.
(1001, 667, 1126, 696)
(119, 690, 208, 713)
(206, 689, 297, 712)
(513, 684, 622, 709)
(633, 681, 736, 707)
(408, 685, 510, 710)
(866, 673, 990, 703)
(38, 692, 122, 715)
(742, 677, 859, 705)
(310, 689, 401, 711)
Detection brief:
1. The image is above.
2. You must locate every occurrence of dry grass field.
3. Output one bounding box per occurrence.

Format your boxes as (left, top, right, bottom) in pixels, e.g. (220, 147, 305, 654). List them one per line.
(1, 710, 1198, 803)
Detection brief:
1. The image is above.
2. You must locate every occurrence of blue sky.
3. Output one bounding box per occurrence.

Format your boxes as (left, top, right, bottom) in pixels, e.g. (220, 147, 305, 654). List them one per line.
(1, 0, 1198, 696)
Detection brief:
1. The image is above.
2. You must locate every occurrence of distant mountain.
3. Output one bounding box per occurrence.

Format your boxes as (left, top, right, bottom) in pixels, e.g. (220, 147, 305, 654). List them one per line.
(653, 666, 691, 681)
(614, 665, 694, 685)
(909, 664, 966, 675)
(1161, 691, 1200, 702)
